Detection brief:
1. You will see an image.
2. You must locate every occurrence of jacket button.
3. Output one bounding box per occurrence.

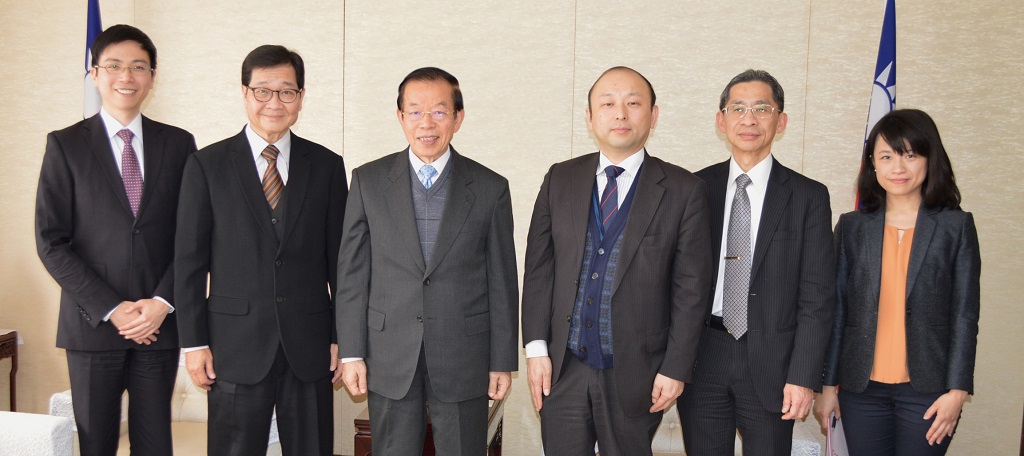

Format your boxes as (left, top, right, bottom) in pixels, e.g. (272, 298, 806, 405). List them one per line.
(275, 260, 283, 267)
(586, 321, 593, 328)
(423, 278, 430, 286)
(566, 315, 571, 323)
(275, 296, 284, 303)
(132, 228, 141, 234)
(271, 218, 278, 224)
(579, 346, 587, 354)
(417, 315, 423, 323)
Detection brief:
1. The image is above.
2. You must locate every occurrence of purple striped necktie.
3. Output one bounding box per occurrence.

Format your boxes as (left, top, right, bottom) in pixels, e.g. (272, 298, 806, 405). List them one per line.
(116, 129, 143, 217)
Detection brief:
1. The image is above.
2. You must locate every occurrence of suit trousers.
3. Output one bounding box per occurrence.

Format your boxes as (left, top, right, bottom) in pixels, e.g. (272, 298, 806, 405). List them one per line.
(66, 347, 178, 456)
(540, 350, 662, 456)
(208, 344, 333, 456)
(367, 347, 489, 456)
(679, 327, 794, 456)
(838, 381, 955, 456)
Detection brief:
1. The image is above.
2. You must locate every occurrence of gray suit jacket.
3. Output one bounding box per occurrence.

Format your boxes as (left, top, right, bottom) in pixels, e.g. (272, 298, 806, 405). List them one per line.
(521, 152, 713, 417)
(336, 148, 519, 403)
(823, 206, 981, 394)
(692, 159, 835, 412)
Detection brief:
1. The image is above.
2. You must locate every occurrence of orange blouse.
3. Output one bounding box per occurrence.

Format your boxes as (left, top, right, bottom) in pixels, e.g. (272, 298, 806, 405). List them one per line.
(870, 225, 914, 384)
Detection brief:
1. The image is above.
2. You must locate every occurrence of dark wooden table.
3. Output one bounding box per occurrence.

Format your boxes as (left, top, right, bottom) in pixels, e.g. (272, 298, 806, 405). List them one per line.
(0, 330, 17, 411)
(354, 397, 503, 456)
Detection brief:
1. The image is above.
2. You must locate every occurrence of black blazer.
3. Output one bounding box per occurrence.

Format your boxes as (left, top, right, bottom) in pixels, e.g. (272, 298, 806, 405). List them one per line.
(36, 114, 196, 351)
(823, 206, 981, 394)
(521, 152, 713, 417)
(175, 129, 347, 384)
(692, 159, 835, 412)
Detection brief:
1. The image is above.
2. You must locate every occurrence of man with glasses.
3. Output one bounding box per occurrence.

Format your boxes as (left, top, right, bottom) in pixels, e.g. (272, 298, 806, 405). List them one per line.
(336, 67, 518, 455)
(35, 25, 196, 456)
(175, 45, 347, 455)
(678, 69, 835, 456)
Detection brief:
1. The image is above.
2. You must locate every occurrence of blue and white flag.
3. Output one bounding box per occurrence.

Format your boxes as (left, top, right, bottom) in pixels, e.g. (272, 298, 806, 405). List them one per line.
(83, 0, 102, 118)
(865, 0, 896, 142)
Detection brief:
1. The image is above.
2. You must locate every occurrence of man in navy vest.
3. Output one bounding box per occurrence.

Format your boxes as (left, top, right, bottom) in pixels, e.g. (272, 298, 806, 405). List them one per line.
(521, 66, 713, 455)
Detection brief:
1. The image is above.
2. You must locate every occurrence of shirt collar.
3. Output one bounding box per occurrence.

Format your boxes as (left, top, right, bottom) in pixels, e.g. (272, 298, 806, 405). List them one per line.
(99, 108, 143, 141)
(728, 153, 773, 188)
(245, 124, 292, 164)
(597, 147, 645, 177)
(408, 147, 452, 175)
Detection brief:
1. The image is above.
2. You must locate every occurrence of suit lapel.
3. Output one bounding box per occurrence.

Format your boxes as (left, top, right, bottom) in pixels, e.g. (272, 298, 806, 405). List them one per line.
(863, 210, 886, 309)
(567, 154, 600, 274)
(905, 206, 938, 299)
(612, 154, 665, 295)
(751, 162, 792, 278)
(85, 115, 134, 219)
(228, 130, 276, 241)
(704, 161, 730, 269)
(279, 136, 310, 248)
(136, 116, 164, 221)
(425, 150, 475, 277)
(384, 150, 427, 273)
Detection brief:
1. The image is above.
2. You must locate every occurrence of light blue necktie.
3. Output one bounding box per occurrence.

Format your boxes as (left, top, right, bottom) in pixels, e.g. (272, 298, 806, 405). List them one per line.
(418, 164, 438, 189)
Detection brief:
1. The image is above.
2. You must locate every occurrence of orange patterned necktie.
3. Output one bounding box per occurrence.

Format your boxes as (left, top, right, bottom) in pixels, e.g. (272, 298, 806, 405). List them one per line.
(261, 145, 284, 210)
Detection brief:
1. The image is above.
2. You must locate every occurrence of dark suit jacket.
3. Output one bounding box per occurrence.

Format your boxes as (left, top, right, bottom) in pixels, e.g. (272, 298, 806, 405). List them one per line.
(36, 114, 196, 351)
(692, 159, 835, 412)
(823, 206, 981, 394)
(336, 148, 519, 403)
(521, 152, 713, 417)
(175, 128, 347, 384)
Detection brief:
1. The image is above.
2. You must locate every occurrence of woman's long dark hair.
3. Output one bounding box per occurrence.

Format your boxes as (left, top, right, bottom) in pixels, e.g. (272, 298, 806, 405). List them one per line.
(857, 109, 961, 213)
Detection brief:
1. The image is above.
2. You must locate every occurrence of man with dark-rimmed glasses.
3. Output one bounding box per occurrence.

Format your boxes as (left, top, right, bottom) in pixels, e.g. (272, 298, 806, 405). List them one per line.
(175, 44, 347, 455)
(36, 24, 197, 456)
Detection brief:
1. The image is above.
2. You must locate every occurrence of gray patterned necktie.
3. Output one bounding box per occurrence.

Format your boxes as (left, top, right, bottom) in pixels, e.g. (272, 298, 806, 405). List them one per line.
(723, 174, 752, 339)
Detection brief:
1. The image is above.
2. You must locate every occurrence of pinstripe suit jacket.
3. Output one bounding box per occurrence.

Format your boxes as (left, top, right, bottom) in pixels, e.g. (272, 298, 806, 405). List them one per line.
(692, 159, 835, 412)
(521, 152, 713, 417)
(823, 206, 981, 394)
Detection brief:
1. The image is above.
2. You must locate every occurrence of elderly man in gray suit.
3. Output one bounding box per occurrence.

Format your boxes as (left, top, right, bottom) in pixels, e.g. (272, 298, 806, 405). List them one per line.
(336, 67, 519, 456)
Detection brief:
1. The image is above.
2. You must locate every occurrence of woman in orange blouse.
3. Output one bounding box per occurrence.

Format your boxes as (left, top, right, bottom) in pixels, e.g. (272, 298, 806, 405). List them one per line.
(813, 109, 981, 455)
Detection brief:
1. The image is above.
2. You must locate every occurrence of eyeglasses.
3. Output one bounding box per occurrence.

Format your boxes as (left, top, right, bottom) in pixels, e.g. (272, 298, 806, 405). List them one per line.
(403, 110, 454, 122)
(247, 86, 302, 103)
(94, 63, 153, 75)
(722, 103, 778, 120)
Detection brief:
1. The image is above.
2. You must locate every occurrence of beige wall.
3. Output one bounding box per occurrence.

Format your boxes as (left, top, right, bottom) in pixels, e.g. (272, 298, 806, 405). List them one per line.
(1, 1, 1021, 454)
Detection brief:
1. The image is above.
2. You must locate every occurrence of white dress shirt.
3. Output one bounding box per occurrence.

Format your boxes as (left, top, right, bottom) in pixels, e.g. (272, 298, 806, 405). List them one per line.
(710, 154, 774, 316)
(245, 125, 292, 184)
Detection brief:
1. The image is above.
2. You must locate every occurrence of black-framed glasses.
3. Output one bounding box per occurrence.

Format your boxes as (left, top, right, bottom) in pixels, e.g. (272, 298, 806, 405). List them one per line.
(722, 103, 778, 120)
(94, 63, 153, 75)
(247, 86, 302, 103)
(403, 110, 454, 122)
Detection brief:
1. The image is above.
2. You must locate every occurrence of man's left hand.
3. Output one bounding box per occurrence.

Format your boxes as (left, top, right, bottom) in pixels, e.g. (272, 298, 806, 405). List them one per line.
(488, 372, 512, 400)
(329, 344, 342, 384)
(117, 299, 169, 341)
(781, 383, 813, 420)
(650, 374, 684, 413)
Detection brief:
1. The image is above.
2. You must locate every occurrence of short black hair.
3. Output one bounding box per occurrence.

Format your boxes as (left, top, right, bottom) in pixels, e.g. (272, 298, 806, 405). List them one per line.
(719, 69, 784, 111)
(91, 24, 157, 69)
(396, 67, 464, 113)
(241, 45, 305, 90)
(857, 109, 961, 213)
(587, 66, 656, 111)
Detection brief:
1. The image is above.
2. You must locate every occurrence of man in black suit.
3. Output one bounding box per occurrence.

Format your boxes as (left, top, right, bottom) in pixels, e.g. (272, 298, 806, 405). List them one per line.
(678, 69, 835, 455)
(336, 67, 519, 455)
(35, 25, 196, 456)
(175, 45, 347, 456)
(521, 67, 713, 455)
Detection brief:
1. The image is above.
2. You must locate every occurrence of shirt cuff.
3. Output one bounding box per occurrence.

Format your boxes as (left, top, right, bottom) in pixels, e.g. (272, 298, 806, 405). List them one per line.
(153, 296, 174, 313)
(525, 340, 549, 358)
(102, 304, 120, 322)
(182, 346, 209, 353)
(341, 357, 363, 364)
